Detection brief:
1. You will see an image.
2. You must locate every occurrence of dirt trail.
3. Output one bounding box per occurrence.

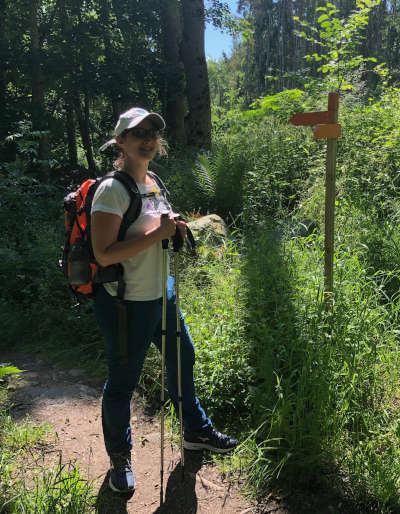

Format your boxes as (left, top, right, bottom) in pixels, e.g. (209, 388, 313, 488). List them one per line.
(2, 351, 261, 514)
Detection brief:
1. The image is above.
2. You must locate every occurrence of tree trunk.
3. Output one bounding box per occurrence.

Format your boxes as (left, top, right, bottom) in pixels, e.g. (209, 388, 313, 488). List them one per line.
(265, 4, 273, 93)
(160, 0, 187, 146)
(99, 0, 123, 125)
(181, 0, 211, 149)
(74, 93, 97, 178)
(254, 0, 267, 95)
(66, 101, 78, 168)
(0, 0, 7, 143)
(112, 100, 123, 123)
(29, 0, 50, 174)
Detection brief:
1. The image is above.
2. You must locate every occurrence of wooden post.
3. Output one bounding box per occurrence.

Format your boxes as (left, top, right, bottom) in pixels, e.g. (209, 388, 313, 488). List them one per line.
(324, 92, 339, 306)
(289, 92, 341, 307)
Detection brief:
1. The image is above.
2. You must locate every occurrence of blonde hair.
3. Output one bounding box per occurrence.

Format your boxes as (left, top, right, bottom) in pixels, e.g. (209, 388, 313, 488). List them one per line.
(113, 134, 168, 171)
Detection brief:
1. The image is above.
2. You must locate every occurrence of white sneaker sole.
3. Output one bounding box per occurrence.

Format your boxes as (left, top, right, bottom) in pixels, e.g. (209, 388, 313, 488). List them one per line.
(183, 440, 235, 453)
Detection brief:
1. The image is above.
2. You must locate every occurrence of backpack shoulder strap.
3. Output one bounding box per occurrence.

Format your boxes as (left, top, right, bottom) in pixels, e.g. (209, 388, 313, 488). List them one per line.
(148, 170, 169, 196)
(108, 171, 142, 241)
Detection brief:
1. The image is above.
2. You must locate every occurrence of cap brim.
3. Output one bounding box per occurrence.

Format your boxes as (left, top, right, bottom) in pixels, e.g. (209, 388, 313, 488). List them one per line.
(125, 112, 165, 131)
(99, 138, 117, 152)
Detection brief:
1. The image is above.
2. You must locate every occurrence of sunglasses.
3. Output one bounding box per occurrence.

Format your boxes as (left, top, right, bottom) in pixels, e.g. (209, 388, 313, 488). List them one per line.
(126, 127, 162, 139)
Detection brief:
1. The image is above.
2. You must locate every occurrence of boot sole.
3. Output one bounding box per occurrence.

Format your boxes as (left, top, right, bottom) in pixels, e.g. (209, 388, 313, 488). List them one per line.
(183, 440, 236, 453)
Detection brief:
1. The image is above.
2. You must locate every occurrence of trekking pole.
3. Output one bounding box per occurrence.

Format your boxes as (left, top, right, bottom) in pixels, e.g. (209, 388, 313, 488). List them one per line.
(173, 243, 185, 481)
(160, 215, 169, 506)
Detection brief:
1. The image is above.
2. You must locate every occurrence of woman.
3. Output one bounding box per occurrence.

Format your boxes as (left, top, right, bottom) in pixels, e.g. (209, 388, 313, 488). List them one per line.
(91, 107, 237, 493)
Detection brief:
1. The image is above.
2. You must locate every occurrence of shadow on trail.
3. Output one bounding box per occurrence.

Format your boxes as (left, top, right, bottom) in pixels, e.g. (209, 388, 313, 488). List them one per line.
(0, 348, 171, 426)
(152, 450, 204, 514)
(0, 351, 104, 422)
(94, 450, 204, 514)
(95, 470, 134, 514)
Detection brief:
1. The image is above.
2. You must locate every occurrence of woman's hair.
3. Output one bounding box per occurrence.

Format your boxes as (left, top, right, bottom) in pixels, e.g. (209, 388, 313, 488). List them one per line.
(113, 129, 168, 171)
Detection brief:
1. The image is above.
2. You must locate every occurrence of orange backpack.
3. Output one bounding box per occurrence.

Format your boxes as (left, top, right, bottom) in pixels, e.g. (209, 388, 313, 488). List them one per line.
(61, 170, 166, 298)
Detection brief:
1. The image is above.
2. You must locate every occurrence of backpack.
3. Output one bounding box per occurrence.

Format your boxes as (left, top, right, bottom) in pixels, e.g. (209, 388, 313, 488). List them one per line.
(61, 170, 168, 299)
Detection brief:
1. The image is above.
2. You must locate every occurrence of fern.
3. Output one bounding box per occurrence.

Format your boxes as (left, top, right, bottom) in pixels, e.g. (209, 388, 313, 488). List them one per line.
(192, 153, 217, 210)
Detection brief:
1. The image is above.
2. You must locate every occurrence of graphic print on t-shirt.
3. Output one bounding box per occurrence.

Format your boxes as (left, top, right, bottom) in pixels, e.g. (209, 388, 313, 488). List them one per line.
(141, 185, 172, 215)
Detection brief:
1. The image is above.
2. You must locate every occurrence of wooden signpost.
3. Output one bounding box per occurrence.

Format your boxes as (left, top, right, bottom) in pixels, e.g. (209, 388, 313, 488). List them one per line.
(290, 92, 340, 306)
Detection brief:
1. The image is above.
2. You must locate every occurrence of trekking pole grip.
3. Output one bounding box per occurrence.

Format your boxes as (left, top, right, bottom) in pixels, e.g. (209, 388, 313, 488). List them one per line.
(161, 213, 169, 249)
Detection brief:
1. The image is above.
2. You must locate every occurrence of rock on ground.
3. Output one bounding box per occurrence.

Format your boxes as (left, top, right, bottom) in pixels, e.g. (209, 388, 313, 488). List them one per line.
(187, 214, 230, 245)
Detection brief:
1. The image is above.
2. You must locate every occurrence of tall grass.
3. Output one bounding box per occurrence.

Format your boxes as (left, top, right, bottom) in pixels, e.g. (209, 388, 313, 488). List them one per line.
(239, 218, 400, 511)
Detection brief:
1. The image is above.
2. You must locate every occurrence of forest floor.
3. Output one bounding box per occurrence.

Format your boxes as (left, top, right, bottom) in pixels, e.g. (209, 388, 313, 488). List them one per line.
(2, 351, 360, 514)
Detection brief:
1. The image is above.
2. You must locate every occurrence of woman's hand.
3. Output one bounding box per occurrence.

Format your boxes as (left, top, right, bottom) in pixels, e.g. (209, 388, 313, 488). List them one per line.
(176, 219, 187, 239)
(158, 213, 177, 240)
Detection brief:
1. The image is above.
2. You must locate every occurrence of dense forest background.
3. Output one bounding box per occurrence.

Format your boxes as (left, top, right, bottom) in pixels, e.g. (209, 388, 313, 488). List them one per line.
(1, 0, 400, 512)
(1, 0, 400, 178)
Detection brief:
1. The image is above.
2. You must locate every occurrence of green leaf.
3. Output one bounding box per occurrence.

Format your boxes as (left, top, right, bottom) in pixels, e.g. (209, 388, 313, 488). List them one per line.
(318, 14, 329, 23)
(0, 366, 24, 379)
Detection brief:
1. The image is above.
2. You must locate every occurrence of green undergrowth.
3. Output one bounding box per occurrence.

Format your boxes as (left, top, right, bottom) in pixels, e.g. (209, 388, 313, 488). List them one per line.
(137, 237, 253, 431)
(0, 174, 104, 374)
(154, 209, 399, 511)
(237, 205, 399, 509)
(179, 240, 253, 429)
(0, 368, 95, 513)
(142, 207, 400, 511)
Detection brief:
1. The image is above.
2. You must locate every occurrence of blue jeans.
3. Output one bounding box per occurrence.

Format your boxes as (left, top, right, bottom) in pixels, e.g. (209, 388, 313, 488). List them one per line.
(93, 276, 212, 455)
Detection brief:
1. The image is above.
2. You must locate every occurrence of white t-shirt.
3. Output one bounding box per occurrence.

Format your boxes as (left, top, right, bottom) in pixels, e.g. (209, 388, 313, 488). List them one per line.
(91, 173, 172, 301)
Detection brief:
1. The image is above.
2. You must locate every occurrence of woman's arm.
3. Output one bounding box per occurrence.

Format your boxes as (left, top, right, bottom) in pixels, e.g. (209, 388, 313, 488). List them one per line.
(91, 211, 177, 267)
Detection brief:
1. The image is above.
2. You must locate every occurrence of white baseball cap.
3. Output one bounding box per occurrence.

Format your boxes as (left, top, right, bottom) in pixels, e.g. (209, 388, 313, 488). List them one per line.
(100, 107, 166, 151)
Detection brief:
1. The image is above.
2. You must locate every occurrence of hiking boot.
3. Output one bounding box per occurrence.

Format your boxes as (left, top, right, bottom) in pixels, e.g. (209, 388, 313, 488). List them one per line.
(184, 428, 237, 453)
(109, 452, 135, 493)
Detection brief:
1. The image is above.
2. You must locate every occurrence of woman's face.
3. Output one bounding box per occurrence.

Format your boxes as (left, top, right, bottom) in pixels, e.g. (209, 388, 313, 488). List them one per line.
(116, 119, 159, 163)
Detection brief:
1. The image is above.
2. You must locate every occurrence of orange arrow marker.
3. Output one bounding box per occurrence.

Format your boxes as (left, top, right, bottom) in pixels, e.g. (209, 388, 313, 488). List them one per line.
(290, 111, 334, 126)
(313, 123, 341, 140)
